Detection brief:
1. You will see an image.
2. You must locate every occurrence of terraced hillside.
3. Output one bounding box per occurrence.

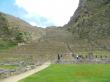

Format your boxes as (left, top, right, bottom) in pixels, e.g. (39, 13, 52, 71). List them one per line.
(0, 27, 75, 63)
(65, 0, 110, 53)
(0, 12, 45, 66)
(0, 0, 110, 65)
(0, 12, 76, 65)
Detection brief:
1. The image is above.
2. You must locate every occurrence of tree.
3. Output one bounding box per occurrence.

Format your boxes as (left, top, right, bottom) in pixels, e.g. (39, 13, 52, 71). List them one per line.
(15, 32, 24, 43)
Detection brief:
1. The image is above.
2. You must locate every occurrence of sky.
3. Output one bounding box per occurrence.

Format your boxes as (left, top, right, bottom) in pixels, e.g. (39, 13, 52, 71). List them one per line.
(0, 0, 79, 28)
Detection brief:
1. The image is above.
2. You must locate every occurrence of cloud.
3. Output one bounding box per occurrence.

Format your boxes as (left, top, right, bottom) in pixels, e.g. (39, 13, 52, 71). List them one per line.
(15, 0, 79, 27)
(29, 21, 37, 26)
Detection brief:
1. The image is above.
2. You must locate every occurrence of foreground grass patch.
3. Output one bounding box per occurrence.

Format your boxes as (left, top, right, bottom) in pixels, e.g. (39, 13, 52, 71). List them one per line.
(19, 64, 110, 82)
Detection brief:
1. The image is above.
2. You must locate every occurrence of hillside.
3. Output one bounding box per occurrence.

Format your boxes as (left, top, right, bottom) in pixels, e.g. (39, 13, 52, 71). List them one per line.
(1, 27, 75, 62)
(65, 0, 110, 52)
(0, 0, 110, 65)
(0, 12, 47, 64)
(0, 12, 76, 65)
(0, 12, 44, 50)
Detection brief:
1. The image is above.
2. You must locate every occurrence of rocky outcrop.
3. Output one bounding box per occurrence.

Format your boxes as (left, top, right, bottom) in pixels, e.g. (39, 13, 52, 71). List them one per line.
(65, 0, 110, 51)
(67, 0, 110, 27)
(67, 0, 87, 27)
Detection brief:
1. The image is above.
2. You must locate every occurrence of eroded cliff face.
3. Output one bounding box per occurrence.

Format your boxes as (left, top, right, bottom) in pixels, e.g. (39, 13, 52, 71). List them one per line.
(67, 0, 110, 27)
(66, 0, 110, 50)
(67, 0, 110, 37)
(67, 0, 86, 26)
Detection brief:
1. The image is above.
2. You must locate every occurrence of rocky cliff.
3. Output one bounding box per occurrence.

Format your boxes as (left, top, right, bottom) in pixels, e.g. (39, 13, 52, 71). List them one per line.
(66, 0, 110, 51)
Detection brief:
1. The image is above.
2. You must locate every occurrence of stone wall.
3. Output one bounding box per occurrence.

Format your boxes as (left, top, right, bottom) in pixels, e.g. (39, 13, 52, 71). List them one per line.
(56, 54, 110, 64)
(0, 64, 39, 79)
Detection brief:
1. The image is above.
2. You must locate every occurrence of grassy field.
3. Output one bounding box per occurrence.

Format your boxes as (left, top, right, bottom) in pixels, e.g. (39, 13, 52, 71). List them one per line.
(19, 64, 110, 82)
(0, 65, 18, 70)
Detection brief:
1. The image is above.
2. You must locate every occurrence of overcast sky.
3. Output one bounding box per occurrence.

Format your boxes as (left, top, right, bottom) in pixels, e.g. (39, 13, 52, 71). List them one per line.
(0, 0, 79, 27)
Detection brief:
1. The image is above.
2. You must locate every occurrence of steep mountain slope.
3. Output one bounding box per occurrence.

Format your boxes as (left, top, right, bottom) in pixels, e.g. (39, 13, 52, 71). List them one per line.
(0, 12, 46, 65)
(66, 0, 110, 51)
(3, 27, 76, 62)
(0, 12, 44, 50)
(0, 12, 75, 63)
(1, 0, 110, 64)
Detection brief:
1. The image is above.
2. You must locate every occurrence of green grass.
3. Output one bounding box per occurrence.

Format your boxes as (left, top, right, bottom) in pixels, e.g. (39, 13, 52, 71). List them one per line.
(0, 65, 18, 70)
(19, 64, 110, 82)
(0, 39, 16, 51)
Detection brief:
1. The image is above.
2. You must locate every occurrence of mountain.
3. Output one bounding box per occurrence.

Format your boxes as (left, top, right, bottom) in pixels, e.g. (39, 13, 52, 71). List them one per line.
(0, 0, 110, 64)
(0, 12, 75, 63)
(65, 0, 110, 51)
(4, 27, 76, 62)
(0, 12, 44, 49)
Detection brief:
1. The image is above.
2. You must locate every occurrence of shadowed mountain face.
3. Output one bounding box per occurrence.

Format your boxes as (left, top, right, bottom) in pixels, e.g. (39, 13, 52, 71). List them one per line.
(66, 0, 110, 51)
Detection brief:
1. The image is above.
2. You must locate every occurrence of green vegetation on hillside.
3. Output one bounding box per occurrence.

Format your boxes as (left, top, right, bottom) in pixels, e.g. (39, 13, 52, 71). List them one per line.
(0, 13, 26, 46)
(67, 0, 110, 53)
(0, 39, 16, 51)
(0, 0, 110, 65)
(0, 12, 44, 51)
(19, 64, 110, 82)
(0, 65, 18, 70)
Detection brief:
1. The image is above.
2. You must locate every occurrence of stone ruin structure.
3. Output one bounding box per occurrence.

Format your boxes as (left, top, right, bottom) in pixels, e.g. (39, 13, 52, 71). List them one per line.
(56, 52, 110, 64)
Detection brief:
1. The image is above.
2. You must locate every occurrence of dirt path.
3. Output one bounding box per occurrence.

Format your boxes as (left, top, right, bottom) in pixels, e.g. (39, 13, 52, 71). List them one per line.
(0, 62, 51, 82)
